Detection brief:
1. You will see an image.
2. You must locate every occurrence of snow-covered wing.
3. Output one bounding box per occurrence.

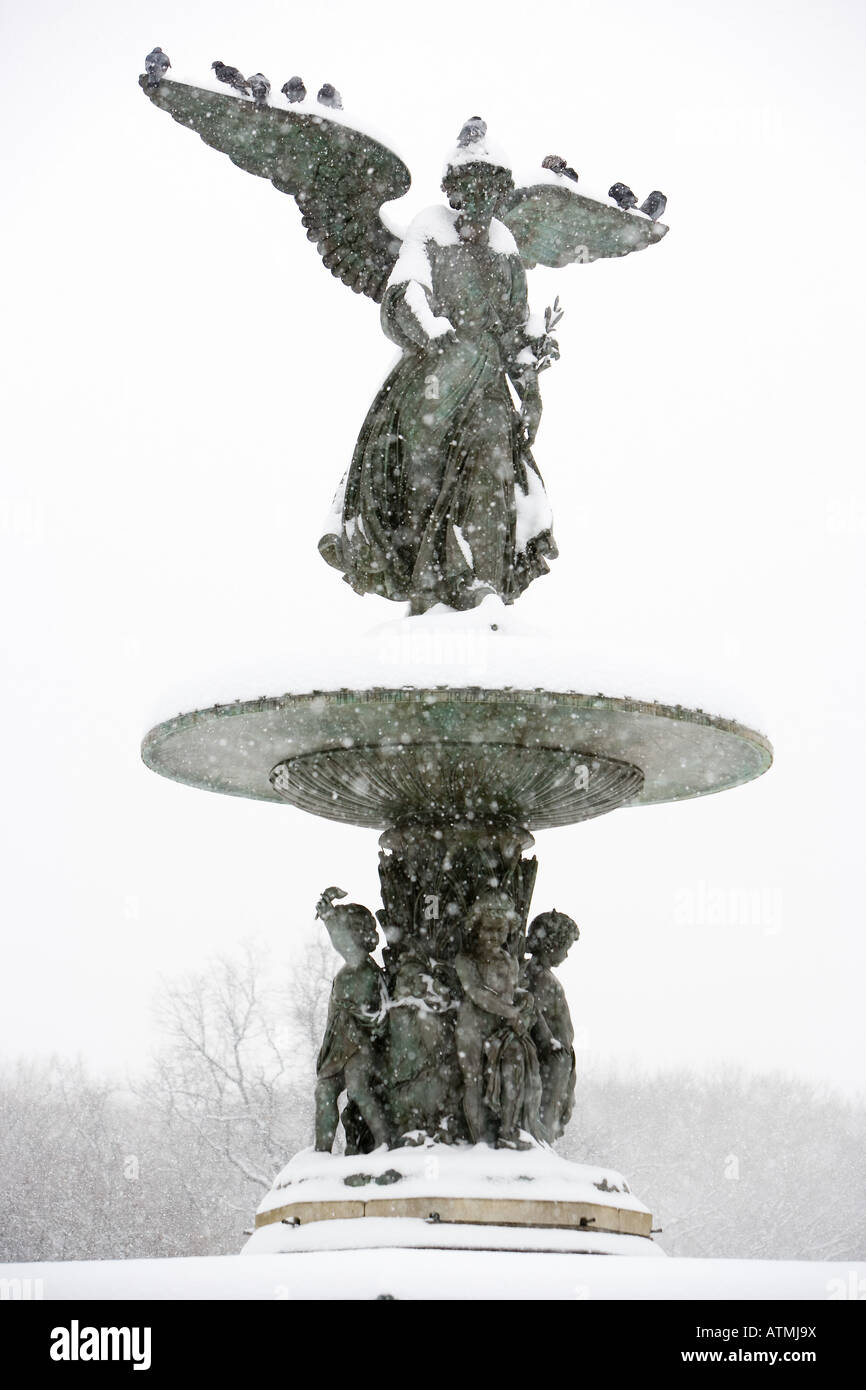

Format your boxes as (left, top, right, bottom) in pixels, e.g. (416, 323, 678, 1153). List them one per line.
(139, 76, 410, 301)
(501, 183, 667, 269)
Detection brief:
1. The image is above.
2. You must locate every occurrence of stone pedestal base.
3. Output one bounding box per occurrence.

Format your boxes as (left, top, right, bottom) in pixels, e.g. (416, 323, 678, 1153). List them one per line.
(242, 1144, 658, 1257)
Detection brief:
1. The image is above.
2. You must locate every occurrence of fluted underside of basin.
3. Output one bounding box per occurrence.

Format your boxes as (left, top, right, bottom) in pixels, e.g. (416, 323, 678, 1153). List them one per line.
(270, 742, 644, 829)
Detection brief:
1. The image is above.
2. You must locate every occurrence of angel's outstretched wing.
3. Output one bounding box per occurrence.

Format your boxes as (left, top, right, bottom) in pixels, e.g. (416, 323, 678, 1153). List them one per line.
(500, 181, 667, 269)
(139, 76, 410, 302)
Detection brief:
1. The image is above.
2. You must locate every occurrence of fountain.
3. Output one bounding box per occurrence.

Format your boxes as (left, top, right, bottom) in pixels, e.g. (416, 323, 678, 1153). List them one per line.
(139, 55, 771, 1262)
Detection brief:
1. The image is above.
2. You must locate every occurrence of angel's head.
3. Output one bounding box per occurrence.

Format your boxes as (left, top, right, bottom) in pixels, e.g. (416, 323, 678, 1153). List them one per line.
(442, 123, 514, 243)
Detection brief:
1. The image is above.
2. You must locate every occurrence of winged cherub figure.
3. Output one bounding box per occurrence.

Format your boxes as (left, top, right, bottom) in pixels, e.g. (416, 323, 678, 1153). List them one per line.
(140, 75, 667, 613)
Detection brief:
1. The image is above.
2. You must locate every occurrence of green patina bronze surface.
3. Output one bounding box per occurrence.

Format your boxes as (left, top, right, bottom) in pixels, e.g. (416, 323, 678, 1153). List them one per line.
(310, 876, 580, 1151)
(314, 890, 391, 1153)
(141, 687, 771, 822)
(139, 74, 408, 301)
(522, 912, 580, 1142)
(143, 684, 770, 1146)
(318, 209, 558, 611)
(140, 75, 667, 613)
(138, 65, 772, 1161)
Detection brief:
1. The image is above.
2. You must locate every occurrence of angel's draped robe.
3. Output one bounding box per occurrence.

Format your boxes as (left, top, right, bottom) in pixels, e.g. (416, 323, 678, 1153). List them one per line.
(318, 208, 558, 611)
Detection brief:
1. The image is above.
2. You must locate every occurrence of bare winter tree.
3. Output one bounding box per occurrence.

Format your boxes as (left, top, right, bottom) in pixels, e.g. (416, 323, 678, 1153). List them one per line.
(562, 1064, 866, 1261)
(141, 946, 302, 1182)
(0, 1058, 203, 1261)
(283, 931, 338, 1075)
(132, 935, 334, 1245)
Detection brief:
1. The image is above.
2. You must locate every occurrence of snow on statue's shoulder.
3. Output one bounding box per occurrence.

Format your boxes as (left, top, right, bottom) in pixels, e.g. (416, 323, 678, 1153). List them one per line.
(489, 218, 519, 256)
(387, 206, 520, 336)
(388, 205, 460, 290)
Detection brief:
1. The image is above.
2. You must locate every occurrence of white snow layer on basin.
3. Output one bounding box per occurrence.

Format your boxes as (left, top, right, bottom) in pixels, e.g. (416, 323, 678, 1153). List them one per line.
(145, 598, 767, 735)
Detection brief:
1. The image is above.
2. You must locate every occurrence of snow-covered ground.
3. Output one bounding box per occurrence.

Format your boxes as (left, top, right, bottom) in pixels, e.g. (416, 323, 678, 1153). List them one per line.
(244, 1218, 658, 1257)
(3, 1251, 861, 1301)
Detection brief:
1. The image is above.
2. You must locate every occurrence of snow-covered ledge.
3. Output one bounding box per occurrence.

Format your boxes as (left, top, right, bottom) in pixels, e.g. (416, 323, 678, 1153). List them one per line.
(243, 1144, 655, 1256)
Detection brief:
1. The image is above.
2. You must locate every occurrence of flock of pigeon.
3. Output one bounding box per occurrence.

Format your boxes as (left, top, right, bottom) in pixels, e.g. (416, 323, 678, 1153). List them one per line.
(144, 48, 341, 112)
(143, 49, 666, 222)
(608, 181, 666, 221)
(541, 156, 666, 222)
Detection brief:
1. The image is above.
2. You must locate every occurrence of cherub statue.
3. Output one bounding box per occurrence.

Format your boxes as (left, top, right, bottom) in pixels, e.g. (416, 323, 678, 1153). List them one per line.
(314, 887, 390, 1154)
(140, 76, 667, 614)
(387, 942, 462, 1144)
(454, 889, 543, 1149)
(522, 910, 580, 1141)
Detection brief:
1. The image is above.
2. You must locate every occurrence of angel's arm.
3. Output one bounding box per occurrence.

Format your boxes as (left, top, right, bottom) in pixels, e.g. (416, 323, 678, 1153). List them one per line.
(382, 280, 455, 351)
(498, 253, 533, 366)
(498, 255, 544, 444)
(381, 232, 455, 350)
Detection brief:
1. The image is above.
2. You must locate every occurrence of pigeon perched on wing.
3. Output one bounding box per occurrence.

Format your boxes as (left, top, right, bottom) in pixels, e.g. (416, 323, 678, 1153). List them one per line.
(211, 61, 251, 95)
(248, 73, 271, 107)
(608, 182, 638, 210)
(457, 115, 487, 148)
(317, 83, 343, 110)
(639, 190, 667, 221)
(281, 75, 306, 103)
(144, 47, 170, 88)
(542, 154, 579, 184)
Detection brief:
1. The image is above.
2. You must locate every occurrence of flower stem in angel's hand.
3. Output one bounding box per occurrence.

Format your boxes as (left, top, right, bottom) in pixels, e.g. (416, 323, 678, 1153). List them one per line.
(535, 298, 564, 374)
(545, 296, 565, 335)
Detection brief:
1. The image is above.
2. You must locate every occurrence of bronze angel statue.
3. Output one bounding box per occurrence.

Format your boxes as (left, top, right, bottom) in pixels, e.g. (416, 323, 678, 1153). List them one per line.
(140, 66, 667, 613)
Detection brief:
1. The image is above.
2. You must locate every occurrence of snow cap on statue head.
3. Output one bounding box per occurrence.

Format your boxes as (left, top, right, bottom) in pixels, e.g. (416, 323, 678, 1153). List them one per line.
(441, 115, 514, 197)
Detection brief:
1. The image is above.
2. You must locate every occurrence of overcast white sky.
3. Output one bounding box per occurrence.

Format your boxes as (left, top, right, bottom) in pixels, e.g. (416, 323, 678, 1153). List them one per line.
(2, 0, 865, 1098)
